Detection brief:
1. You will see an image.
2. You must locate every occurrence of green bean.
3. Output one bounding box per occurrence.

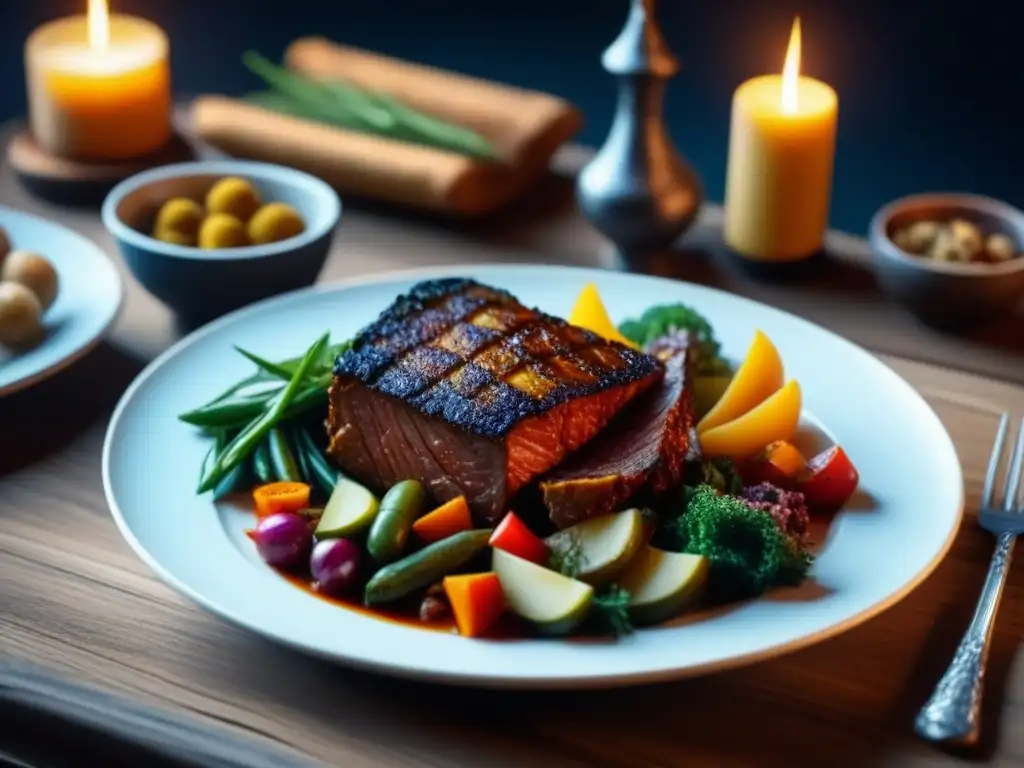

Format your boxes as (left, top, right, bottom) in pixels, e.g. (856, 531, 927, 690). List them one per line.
(240, 340, 341, 381)
(200, 369, 278, 410)
(213, 457, 252, 500)
(198, 432, 227, 491)
(367, 480, 427, 564)
(364, 531, 492, 605)
(253, 440, 273, 483)
(295, 426, 341, 497)
(179, 334, 343, 421)
(292, 427, 314, 486)
(198, 334, 329, 493)
(268, 427, 302, 482)
(180, 381, 331, 430)
(234, 347, 295, 380)
(180, 392, 276, 428)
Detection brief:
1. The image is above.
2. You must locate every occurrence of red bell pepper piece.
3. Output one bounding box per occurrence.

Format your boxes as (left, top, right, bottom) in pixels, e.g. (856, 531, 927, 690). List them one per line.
(489, 512, 548, 564)
(798, 445, 859, 514)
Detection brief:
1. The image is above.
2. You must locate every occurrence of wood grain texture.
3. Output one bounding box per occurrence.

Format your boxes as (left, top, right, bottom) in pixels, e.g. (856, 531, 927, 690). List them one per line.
(3, 126, 1024, 766)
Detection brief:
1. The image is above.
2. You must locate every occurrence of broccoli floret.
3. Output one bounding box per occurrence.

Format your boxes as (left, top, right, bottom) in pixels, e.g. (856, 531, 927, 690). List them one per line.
(667, 485, 813, 603)
(618, 304, 730, 375)
(653, 460, 743, 548)
(741, 482, 810, 539)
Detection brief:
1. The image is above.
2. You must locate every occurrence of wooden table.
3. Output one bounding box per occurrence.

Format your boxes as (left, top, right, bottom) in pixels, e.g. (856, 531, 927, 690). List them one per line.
(3, 143, 1024, 767)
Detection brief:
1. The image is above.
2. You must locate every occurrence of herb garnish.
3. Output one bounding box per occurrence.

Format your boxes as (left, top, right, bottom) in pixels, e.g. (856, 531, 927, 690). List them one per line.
(547, 531, 584, 578)
(590, 584, 634, 637)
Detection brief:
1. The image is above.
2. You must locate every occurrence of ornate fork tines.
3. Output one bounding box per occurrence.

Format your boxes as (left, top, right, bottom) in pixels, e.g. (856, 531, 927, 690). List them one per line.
(915, 413, 1023, 746)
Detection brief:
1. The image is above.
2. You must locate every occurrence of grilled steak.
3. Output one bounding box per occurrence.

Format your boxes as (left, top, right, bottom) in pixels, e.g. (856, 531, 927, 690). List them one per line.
(326, 278, 662, 525)
(540, 341, 696, 528)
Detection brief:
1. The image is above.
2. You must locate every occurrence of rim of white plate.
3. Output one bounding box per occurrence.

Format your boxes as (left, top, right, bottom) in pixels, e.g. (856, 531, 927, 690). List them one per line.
(102, 264, 964, 688)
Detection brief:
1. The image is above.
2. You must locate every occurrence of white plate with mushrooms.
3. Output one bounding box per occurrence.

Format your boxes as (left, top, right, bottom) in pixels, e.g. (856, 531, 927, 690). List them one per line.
(0, 206, 123, 397)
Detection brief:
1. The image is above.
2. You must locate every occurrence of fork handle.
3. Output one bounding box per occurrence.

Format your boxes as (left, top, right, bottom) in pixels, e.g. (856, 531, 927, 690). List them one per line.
(914, 531, 1017, 746)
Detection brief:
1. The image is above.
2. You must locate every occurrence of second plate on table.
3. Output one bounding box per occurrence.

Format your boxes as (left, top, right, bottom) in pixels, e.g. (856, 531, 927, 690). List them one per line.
(0, 206, 123, 397)
(102, 264, 963, 689)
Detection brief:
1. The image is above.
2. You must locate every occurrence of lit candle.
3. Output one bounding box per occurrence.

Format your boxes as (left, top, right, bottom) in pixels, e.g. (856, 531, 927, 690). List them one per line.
(25, 0, 171, 161)
(723, 18, 838, 262)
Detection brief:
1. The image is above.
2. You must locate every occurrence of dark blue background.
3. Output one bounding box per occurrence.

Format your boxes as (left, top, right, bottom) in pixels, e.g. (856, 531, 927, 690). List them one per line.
(2, 0, 1018, 234)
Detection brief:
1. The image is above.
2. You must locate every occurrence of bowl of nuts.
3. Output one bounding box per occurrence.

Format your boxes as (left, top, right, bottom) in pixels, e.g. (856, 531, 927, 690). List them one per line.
(869, 193, 1024, 330)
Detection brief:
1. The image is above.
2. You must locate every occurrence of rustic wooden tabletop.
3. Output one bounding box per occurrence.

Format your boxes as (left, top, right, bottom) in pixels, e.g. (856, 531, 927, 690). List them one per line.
(2, 140, 1024, 767)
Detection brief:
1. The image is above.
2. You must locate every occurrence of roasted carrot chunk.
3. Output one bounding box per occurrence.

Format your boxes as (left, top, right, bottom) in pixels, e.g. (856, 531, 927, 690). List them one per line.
(764, 440, 807, 479)
(443, 572, 505, 637)
(412, 496, 474, 543)
(252, 481, 310, 518)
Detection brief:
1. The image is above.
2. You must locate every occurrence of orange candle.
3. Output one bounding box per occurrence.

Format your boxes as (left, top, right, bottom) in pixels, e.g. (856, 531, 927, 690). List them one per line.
(25, 0, 171, 161)
(723, 19, 838, 262)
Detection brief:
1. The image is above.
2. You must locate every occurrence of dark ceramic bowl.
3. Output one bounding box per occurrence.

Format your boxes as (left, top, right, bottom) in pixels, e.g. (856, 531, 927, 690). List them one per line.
(869, 193, 1024, 330)
(102, 160, 341, 326)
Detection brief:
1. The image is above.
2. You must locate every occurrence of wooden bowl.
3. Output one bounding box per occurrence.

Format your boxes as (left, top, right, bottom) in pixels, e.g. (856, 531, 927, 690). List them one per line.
(868, 193, 1024, 331)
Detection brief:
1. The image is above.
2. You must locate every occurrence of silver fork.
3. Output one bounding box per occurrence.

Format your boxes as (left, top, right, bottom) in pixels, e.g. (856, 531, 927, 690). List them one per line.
(915, 413, 1024, 747)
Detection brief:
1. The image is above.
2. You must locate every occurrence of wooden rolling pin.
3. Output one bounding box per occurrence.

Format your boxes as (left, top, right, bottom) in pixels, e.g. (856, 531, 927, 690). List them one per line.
(191, 39, 582, 216)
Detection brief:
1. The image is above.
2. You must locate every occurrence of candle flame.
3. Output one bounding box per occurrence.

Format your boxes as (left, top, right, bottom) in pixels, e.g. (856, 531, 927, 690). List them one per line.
(781, 17, 801, 114)
(88, 0, 110, 51)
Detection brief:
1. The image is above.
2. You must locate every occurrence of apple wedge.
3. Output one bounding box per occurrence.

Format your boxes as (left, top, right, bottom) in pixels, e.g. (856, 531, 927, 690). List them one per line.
(544, 508, 645, 585)
(492, 548, 594, 636)
(314, 476, 380, 539)
(617, 546, 708, 625)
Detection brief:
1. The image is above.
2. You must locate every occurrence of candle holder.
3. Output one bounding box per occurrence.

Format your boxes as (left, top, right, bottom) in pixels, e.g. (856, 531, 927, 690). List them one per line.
(577, 0, 702, 260)
(7, 128, 194, 208)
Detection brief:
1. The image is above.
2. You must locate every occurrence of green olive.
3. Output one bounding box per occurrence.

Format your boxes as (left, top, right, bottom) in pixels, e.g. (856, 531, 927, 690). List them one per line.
(198, 213, 248, 249)
(247, 203, 306, 245)
(205, 177, 262, 222)
(153, 198, 204, 241)
(153, 227, 197, 247)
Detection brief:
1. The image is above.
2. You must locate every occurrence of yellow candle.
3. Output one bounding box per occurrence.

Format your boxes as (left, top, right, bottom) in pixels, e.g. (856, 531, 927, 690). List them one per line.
(723, 18, 838, 262)
(25, 0, 171, 161)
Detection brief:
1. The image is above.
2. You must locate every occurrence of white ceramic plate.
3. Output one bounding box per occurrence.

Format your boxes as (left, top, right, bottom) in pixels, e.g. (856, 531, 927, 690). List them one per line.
(0, 206, 123, 396)
(103, 265, 963, 689)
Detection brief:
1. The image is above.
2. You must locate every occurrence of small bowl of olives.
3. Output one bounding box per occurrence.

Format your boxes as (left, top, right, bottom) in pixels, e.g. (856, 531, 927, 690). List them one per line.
(102, 160, 341, 325)
(869, 193, 1024, 330)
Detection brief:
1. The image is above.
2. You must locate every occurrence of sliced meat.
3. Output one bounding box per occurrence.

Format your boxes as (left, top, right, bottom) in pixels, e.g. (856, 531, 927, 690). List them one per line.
(540, 340, 696, 528)
(326, 278, 662, 525)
